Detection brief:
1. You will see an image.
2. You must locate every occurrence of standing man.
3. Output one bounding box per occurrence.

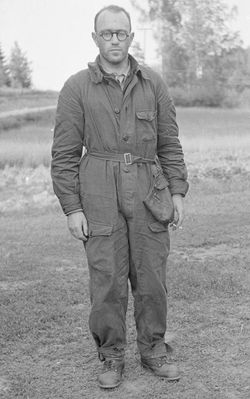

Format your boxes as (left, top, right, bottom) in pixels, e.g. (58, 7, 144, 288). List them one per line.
(51, 5, 188, 389)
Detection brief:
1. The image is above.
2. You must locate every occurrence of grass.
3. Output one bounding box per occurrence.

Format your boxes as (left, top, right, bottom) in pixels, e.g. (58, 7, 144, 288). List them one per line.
(0, 88, 58, 112)
(0, 107, 250, 177)
(0, 124, 54, 168)
(0, 108, 56, 132)
(177, 107, 250, 137)
(0, 109, 56, 167)
(0, 192, 249, 398)
(0, 106, 250, 397)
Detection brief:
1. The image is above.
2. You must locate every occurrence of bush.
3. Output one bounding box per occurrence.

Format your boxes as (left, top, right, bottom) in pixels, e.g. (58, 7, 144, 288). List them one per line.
(238, 87, 250, 109)
(170, 84, 226, 107)
(221, 88, 241, 108)
(169, 82, 250, 108)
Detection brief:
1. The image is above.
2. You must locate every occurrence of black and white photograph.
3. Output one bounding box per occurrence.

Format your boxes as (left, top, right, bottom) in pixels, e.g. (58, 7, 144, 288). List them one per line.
(0, 0, 250, 398)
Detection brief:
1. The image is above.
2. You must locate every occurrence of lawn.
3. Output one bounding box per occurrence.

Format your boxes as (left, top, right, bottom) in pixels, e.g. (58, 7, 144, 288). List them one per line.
(0, 107, 250, 398)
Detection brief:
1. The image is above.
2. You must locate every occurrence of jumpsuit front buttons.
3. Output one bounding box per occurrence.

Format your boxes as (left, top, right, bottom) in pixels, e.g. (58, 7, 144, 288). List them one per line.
(122, 136, 129, 142)
(114, 107, 120, 114)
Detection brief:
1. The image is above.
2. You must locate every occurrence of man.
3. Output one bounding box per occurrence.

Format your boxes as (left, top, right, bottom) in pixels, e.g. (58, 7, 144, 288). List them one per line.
(51, 5, 188, 389)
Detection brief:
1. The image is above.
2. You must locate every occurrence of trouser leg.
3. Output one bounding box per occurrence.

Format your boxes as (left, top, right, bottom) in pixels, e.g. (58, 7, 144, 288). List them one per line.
(128, 212, 170, 359)
(84, 216, 129, 360)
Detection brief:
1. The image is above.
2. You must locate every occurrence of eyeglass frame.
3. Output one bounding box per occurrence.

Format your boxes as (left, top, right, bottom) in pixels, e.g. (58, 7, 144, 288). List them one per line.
(98, 30, 130, 42)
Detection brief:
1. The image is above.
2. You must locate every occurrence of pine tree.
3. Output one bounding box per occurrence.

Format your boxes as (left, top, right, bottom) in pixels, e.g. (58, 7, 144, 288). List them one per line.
(0, 43, 11, 87)
(9, 41, 32, 88)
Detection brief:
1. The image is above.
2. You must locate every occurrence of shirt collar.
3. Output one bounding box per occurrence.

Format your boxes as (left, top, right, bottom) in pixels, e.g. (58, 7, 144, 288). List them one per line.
(99, 59, 130, 79)
(88, 54, 150, 84)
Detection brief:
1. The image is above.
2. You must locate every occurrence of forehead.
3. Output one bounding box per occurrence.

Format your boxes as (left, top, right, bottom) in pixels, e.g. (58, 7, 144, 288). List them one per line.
(96, 10, 130, 32)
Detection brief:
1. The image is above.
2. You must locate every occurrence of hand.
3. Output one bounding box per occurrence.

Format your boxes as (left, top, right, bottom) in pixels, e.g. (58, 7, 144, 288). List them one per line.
(67, 211, 88, 241)
(171, 194, 185, 230)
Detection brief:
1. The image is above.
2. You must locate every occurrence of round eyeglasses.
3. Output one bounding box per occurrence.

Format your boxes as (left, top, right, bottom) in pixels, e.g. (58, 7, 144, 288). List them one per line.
(99, 30, 129, 42)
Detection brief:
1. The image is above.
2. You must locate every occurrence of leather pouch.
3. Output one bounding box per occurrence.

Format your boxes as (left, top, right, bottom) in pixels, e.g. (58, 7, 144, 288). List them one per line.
(143, 165, 174, 224)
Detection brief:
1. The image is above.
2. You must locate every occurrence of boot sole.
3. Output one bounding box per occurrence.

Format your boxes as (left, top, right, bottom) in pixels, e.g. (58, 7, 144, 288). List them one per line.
(98, 381, 122, 389)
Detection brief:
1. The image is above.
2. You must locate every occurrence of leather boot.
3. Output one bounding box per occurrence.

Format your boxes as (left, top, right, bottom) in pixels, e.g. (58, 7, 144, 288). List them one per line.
(98, 358, 125, 389)
(141, 356, 180, 381)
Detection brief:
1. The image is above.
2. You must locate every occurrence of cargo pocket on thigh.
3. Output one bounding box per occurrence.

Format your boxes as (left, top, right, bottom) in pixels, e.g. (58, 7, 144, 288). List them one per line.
(84, 221, 114, 303)
(88, 221, 113, 238)
(85, 221, 113, 270)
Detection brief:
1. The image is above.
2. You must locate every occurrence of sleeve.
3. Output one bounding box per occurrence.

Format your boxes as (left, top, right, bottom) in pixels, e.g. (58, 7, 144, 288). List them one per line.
(155, 75, 189, 197)
(51, 76, 84, 215)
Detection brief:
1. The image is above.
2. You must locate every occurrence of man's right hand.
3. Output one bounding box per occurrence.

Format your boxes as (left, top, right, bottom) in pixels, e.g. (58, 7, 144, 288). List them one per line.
(67, 211, 88, 241)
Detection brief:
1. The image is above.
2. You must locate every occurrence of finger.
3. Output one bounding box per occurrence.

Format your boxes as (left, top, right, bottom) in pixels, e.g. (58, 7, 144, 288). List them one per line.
(176, 211, 184, 229)
(82, 220, 89, 237)
(173, 209, 179, 224)
(78, 235, 88, 242)
(70, 227, 87, 241)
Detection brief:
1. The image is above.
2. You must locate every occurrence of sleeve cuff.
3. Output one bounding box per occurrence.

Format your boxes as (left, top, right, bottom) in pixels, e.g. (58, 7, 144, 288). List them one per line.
(65, 209, 83, 216)
(58, 194, 83, 215)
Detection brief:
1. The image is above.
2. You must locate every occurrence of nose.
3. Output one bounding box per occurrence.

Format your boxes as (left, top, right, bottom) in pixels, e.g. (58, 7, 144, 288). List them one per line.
(111, 33, 119, 44)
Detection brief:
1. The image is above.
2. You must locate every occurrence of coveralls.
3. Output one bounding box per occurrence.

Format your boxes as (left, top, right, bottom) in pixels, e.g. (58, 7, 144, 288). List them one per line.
(51, 55, 188, 361)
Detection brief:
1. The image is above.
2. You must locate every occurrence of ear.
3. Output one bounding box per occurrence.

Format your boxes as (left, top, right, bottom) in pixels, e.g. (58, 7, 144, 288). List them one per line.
(92, 32, 99, 48)
(128, 32, 135, 48)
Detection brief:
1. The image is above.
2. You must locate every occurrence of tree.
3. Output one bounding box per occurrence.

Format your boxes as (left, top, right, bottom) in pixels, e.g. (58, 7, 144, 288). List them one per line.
(130, 40, 145, 64)
(179, 0, 241, 81)
(132, 0, 243, 106)
(132, 0, 184, 85)
(8, 42, 32, 88)
(0, 43, 10, 87)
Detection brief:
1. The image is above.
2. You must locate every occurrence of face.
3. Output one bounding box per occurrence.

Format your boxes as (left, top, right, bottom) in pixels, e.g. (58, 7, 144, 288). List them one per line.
(92, 10, 134, 66)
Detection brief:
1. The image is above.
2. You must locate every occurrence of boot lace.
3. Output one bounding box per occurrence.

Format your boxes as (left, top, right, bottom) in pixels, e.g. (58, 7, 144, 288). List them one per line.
(103, 359, 121, 371)
(150, 356, 171, 368)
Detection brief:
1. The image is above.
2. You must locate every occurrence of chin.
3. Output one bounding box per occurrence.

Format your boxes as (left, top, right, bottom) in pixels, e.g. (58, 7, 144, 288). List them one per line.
(109, 53, 125, 62)
(110, 58, 123, 65)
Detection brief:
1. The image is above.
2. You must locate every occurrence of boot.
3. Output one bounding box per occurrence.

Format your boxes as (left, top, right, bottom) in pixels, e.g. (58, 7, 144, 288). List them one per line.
(141, 356, 180, 381)
(98, 358, 125, 389)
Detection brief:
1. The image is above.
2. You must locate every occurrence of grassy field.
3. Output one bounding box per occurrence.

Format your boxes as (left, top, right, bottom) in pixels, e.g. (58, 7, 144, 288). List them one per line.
(0, 88, 58, 112)
(0, 107, 250, 172)
(0, 106, 250, 398)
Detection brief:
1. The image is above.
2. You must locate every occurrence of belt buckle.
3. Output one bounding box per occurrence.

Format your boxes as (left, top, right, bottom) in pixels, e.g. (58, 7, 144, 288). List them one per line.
(124, 153, 132, 165)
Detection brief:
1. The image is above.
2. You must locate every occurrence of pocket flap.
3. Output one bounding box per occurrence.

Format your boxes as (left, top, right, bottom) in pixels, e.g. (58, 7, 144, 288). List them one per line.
(136, 110, 157, 121)
(149, 221, 168, 233)
(88, 222, 112, 237)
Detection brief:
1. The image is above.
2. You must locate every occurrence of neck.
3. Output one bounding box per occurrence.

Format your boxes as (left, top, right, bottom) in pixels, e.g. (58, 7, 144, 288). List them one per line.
(99, 55, 129, 75)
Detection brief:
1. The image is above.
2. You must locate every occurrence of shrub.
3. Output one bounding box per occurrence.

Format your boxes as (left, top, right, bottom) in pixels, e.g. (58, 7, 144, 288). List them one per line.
(170, 84, 226, 107)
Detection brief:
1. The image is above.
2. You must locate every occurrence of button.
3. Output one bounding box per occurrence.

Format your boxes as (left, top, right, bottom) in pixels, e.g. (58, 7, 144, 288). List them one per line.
(114, 107, 120, 114)
(122, 136, 129, 142)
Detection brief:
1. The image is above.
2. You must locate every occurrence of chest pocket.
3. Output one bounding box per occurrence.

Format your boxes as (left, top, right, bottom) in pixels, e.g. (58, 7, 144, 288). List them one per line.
(136, 110, 157, 142)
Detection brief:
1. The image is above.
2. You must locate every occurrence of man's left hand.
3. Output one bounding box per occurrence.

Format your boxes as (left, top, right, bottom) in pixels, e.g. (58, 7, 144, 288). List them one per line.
(171, 194, 185, 230)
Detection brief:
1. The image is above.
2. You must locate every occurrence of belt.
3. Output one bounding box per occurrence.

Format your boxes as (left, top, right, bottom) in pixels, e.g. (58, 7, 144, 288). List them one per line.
(87, 151, 155, 166)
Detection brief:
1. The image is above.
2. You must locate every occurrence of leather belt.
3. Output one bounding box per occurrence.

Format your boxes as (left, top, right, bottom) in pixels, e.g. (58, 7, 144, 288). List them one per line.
(87, 151, 155, 166)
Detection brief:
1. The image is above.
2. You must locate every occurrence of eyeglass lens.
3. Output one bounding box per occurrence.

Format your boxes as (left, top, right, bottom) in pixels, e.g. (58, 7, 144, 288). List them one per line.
(100, 31, 128, 41)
